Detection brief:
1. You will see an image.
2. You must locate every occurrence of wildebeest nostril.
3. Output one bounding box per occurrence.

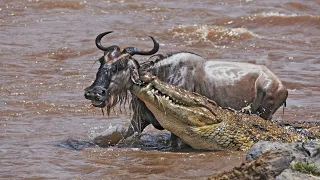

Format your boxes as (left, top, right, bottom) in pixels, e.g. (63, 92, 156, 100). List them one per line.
(84, 91, 92, 99)
(101, 89, 106, 96)
(84, 86, 107, 100)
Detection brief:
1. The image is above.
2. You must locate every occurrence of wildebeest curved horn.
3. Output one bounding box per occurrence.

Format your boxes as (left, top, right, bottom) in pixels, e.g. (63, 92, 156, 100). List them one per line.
(95, 31, 113, 51)
(123, 36, 159, 55)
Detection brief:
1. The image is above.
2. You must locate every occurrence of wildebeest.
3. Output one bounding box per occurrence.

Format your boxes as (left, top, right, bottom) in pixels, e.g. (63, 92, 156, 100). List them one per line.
(84, 31, 288, 139)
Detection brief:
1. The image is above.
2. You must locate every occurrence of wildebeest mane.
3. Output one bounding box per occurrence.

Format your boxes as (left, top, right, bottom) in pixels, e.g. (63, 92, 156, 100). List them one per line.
(139, 51, 202, 72)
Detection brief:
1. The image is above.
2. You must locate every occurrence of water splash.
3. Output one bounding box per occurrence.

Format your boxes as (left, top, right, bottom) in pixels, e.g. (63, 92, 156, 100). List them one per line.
(169, 24, 259, 46)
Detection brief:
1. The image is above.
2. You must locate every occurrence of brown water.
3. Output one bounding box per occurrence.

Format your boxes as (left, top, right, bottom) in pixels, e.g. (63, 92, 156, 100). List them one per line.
(1, 0, 319, 179)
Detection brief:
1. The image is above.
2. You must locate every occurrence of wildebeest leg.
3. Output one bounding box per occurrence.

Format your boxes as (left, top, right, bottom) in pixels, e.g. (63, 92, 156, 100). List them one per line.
(251, 88, 276, 120)
(93, 100, 152, 147)
(170, 133, 192, 150)
(124, 112, 150, 138)
(170, 133, 179, 148)
(258, 88, 288, 120)
(125, 98, 164, 138)
(248, 88, 265, 118)
(253, 75, 288, 120)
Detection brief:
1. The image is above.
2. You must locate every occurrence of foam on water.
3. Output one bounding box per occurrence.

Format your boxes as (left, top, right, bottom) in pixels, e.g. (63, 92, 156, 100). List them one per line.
(169, 24, 259, 46)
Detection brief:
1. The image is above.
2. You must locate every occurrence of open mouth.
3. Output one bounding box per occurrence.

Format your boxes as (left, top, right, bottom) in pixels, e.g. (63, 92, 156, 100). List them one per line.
(151, 88, 173, 102)
(139, 79, 217, 117)
(91, 100, 106, 108)
(144, 84, 182, 105)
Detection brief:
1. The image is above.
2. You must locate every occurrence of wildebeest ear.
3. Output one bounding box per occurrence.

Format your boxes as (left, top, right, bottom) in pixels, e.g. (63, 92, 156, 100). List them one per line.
(102, 45, 121, 64)
(103, 52, 111, 64)
(104, 52, 118, 64)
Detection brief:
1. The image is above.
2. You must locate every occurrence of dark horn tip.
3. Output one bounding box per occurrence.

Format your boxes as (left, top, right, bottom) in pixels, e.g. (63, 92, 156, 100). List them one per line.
(149, 36, 159, 53)
(129, 36, 159, 56)
(95, 31, 114, 51)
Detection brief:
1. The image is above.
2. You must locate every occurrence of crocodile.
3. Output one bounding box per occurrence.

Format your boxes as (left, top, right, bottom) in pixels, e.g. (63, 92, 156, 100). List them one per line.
(130, 73, 316, 151)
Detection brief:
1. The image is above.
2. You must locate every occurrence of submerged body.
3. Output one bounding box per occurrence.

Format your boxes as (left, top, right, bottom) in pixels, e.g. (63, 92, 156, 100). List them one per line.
(132, 74, 307, 151)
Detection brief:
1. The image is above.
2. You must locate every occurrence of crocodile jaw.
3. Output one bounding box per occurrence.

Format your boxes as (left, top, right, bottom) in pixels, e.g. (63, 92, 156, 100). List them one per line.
(131, 74, 226, 150)
(132, 79, 218, 128)
(132, 82, 225, 150)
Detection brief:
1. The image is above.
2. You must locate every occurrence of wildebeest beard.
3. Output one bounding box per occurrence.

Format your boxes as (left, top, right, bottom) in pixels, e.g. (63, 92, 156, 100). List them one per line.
(105, 87, 131, 116)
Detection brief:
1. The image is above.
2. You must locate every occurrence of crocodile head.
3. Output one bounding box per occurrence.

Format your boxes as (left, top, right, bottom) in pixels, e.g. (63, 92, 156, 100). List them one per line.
(132, 73, 221, 129)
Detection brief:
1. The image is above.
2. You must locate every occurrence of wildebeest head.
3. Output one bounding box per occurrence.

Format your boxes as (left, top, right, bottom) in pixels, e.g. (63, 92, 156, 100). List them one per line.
(84, 31, 159, 114)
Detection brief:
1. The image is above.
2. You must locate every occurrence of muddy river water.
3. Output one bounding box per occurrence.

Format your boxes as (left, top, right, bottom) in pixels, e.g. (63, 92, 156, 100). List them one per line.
(1, 0, 319, 179)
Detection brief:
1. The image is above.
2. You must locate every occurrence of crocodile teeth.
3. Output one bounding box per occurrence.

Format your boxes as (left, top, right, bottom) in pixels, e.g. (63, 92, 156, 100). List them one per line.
(165, 96, 169, 100)
(151, 89, 155, 93)
(154, 90, 159, 94)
